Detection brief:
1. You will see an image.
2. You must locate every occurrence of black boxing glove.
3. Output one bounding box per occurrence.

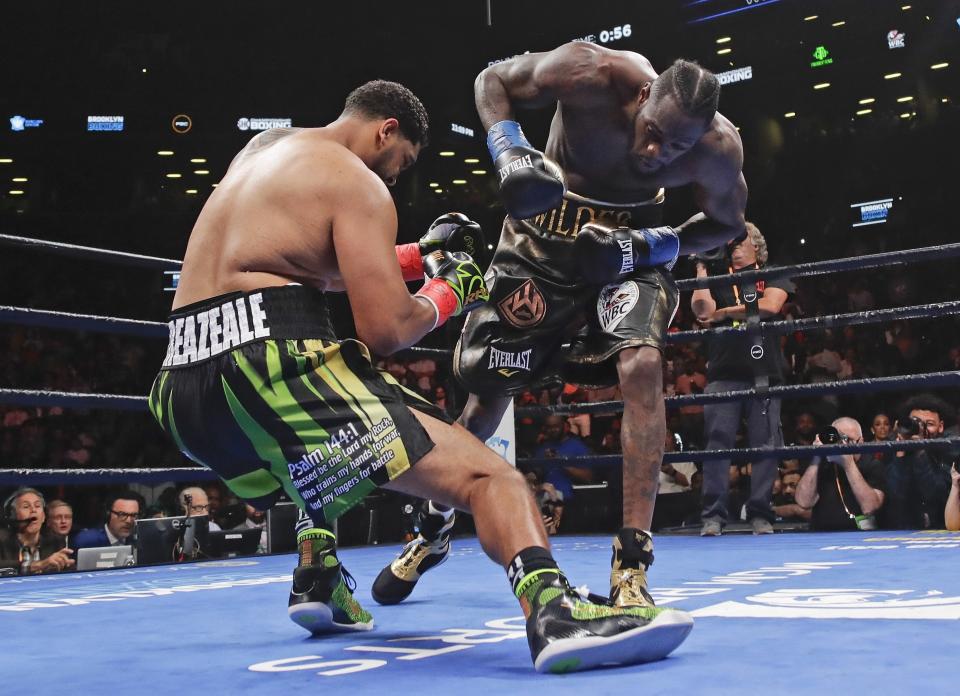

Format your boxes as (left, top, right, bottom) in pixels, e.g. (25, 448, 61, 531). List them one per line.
(396, 213, 486, 281)
(486, 120, 565, 220)
(574, 220, 680, 285)
(414, 251, 490, 329)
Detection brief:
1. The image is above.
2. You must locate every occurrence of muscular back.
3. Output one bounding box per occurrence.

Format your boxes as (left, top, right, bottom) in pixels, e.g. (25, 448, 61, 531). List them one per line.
(173, 128, 357, 309)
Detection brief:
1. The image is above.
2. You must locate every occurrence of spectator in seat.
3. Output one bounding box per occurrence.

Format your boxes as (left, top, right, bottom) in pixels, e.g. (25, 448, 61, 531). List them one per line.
(772, 470, 810, 523)
(533, 415, 594, 504)
(45, 499, 74, 545)
(653, 430, 698, 530)
(178, 486, 222, 531)
(1, 487, 74, 574)
(74, 491, 141, 549)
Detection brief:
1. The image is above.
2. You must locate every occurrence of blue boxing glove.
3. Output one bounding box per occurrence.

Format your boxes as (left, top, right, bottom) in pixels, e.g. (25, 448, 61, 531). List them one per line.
(574, 221, 680, 284)
(486, 120, 565, 220)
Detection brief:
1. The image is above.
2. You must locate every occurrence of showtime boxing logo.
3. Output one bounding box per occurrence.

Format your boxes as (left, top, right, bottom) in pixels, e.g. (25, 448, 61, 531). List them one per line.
(716, 66, 753, 86)
(238, 117, 293, 131)
(498, 154, 533, 182)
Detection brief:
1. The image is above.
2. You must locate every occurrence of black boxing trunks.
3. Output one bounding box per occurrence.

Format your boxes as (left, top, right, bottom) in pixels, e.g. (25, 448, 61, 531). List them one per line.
(455, 189, 678, 396)
(149, 285, 451, 524)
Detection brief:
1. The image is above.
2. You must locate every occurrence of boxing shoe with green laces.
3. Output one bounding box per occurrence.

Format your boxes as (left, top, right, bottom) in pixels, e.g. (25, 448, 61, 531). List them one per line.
(517, 570, 693, 674)
(287, 529, 373, 634)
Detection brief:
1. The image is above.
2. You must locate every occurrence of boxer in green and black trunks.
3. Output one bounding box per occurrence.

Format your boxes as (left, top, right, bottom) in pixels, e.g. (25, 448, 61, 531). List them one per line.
(150, 79, 693, 673)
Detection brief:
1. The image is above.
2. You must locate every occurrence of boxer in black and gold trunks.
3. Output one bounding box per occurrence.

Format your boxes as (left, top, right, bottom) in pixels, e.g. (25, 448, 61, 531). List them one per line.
(376, 42, 748, 611)
(149, 79, 693, 674)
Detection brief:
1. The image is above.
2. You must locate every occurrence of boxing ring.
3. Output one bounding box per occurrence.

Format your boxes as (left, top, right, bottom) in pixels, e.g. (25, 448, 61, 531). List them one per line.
(6, 532, 959, 694)
(2, 233, 959, 692)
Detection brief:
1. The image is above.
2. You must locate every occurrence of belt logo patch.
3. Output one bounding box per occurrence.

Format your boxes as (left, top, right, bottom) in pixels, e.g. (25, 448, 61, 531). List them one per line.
(498, 279, 546, 328)
(598, 281, 640, 333)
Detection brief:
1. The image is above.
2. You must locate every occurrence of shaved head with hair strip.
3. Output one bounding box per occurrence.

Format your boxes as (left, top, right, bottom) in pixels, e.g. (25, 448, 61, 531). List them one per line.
(651, 58, 721, 126)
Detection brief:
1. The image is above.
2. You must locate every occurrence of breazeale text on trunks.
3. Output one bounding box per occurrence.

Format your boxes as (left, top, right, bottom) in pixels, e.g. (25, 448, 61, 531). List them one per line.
(163, 293, 271, 367)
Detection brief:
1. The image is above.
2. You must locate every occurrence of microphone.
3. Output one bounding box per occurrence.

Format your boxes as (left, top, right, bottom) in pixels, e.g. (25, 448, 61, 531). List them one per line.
(1, 515, 37, 529)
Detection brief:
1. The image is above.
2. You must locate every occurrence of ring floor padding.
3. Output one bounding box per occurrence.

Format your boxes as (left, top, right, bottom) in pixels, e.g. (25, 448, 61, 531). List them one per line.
(5, 531, 957, 694)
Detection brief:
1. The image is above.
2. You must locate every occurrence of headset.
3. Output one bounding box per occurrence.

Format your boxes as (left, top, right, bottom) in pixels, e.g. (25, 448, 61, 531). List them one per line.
(103, 490, 143, 527)
(3, 487, 45, 522)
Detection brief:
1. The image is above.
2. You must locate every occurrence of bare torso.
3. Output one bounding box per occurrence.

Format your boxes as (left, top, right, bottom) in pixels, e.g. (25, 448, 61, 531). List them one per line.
(540, 50, 740, 203)
(172, 128, 351, 310)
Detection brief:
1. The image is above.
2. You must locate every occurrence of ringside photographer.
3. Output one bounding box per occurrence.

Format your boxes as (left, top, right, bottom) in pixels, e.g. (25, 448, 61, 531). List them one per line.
(794, 418, 886, 531)
(882, 395, 957, 530)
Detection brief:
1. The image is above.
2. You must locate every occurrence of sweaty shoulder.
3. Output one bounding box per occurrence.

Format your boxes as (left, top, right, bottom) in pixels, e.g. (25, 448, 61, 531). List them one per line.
(275, 136, 391, 211)
(694, 112, 744, 179)
(545, 42, 655, 102)
(320, 142, 393, 211)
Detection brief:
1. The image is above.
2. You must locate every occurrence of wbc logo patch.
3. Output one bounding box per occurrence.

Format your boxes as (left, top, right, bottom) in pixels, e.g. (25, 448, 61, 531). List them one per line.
(597, 281, 640, 332)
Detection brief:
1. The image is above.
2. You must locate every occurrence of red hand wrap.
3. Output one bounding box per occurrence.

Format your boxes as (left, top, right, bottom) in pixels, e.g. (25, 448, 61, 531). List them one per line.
(415, 278, 459, 328)
(396, 243, 424, 282)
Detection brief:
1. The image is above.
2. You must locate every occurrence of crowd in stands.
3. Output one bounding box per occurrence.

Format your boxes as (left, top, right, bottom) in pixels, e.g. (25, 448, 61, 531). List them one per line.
(3, 140, 960, 572)
(2, 239, 958, 546)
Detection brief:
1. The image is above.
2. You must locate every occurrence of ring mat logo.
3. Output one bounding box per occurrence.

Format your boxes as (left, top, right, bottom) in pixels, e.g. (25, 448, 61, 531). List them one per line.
(692, 588, 960, 619)
(497, 279, 546, 328)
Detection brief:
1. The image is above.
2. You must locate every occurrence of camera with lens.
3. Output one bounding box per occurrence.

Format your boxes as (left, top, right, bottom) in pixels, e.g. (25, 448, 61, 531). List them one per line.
(895, 415, 926, 439)
(817, 425, 847, 445)
(690, 245, 729, 275)
(540, 500, 558, 517)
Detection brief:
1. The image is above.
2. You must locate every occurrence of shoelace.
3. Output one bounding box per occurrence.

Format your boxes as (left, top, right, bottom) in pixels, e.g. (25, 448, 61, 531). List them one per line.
(340, 565, 358, 593)
(398, 534, 445, 570)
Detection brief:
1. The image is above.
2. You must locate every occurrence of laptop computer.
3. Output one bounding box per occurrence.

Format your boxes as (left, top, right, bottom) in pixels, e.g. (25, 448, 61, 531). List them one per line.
(76, 545, 134, 571)
(135, 515, 210, 566)
(202, 527, 263, 558)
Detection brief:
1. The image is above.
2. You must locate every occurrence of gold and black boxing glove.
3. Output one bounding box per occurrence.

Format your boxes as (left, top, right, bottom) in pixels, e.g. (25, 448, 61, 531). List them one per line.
(414, 251, 490, 330)
(396, 213, 486, 281)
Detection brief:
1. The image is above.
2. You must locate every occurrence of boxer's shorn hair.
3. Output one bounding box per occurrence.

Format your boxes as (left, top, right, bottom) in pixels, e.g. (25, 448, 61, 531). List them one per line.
(343, 79, 430, 147)
(650, 59, 721, 126)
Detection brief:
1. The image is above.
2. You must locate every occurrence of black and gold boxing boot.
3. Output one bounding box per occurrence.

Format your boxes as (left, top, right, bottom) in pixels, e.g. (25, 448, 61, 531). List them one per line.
(511, 547, 693, 674)
(371, 501, 454, 605)
(609, 528, 657, 608)
(288, 528, 373, 633)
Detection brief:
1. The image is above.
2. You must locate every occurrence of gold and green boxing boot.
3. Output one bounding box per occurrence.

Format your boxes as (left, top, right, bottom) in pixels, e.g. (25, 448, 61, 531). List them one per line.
(510, 547, 693, 674)
(287, 527, 373, 633)
(609, 528, 657, 608)
(372, 501, 455, 605)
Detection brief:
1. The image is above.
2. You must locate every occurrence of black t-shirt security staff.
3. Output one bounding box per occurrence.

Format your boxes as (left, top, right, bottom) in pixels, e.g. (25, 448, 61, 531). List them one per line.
(706, 272, 796, 385)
